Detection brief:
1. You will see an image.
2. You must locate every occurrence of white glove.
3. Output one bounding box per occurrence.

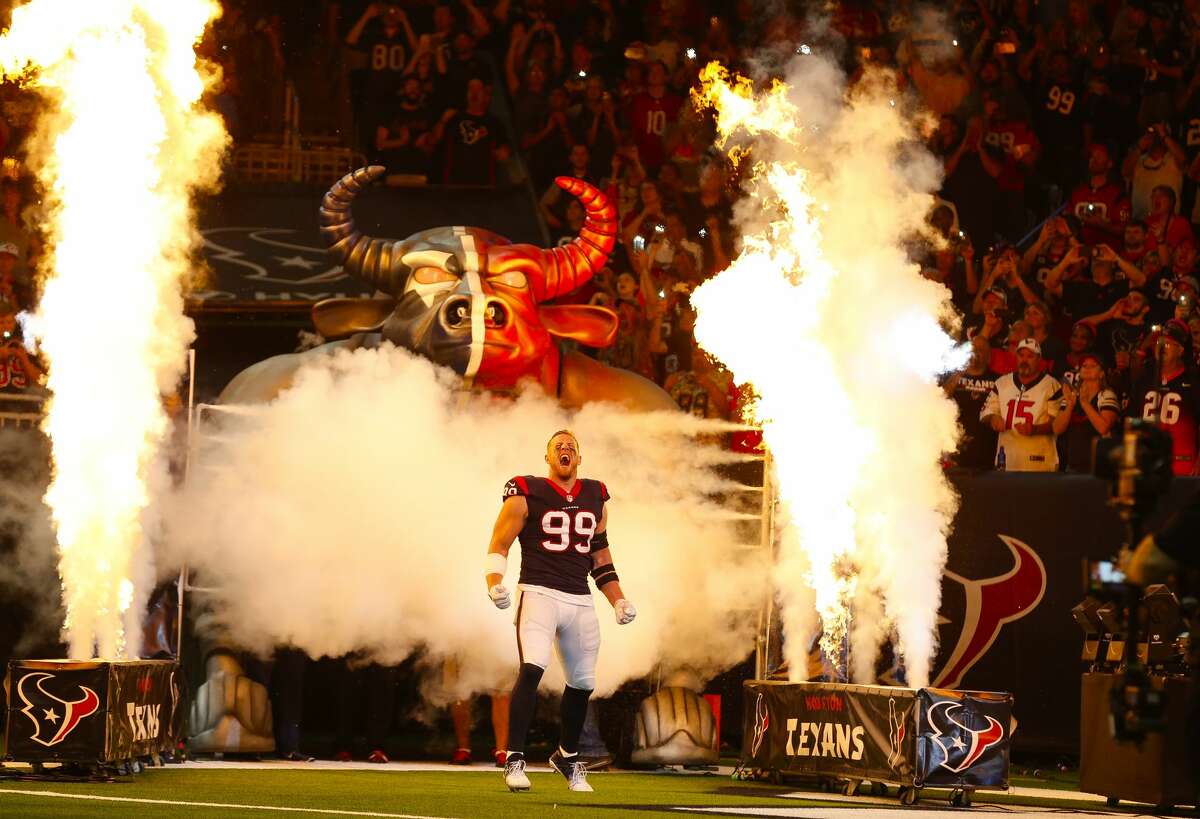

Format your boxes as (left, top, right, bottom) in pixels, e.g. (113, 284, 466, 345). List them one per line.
(489, 584, 511, 609)
(615, 598, 636, 625)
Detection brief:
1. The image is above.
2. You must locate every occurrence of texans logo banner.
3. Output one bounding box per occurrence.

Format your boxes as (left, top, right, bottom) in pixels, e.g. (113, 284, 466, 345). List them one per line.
(4, 659, 181, 763)
(743, 680, 1011, 788)
(916, 689, 1011, 787)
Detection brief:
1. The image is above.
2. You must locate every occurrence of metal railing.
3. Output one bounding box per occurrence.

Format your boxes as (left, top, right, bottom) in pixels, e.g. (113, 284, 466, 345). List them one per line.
(0, 391, 45, 429)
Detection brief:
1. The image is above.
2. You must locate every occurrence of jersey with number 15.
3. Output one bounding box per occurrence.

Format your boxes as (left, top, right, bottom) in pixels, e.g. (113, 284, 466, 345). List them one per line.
(502, 476, 610, 597)
(979, 371, 1065, 471)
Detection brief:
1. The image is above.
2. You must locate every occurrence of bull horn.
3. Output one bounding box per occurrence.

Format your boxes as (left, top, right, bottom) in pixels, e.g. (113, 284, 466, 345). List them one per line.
(533, 177, 617, 302)
(318, 166, 406, 293)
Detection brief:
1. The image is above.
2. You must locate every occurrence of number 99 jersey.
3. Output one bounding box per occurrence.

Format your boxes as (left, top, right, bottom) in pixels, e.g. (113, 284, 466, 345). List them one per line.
(503, 476, 610, 596)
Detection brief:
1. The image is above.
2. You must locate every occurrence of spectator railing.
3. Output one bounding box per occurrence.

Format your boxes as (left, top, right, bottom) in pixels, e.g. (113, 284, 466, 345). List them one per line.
(233, 143, 369, 186)
(234, 79, 368, 186)
(0, 392, 45, 429)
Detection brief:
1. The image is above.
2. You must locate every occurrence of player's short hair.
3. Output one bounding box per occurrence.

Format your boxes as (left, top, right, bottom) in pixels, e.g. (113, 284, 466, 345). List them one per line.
(547, 429, 579, 452)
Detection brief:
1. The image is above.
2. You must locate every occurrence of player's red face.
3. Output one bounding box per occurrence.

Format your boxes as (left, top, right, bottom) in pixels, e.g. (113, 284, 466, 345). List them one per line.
(546, 435, 580, 479)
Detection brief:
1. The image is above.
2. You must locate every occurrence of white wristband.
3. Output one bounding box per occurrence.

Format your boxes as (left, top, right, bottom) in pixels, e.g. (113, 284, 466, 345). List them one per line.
(484, 552, 507, 579)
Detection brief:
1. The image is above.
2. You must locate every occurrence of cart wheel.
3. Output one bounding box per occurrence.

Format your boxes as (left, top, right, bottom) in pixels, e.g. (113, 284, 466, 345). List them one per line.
(950, 788, 972, 807)
(872, 782, 888, 797)
(899, 786, 919, 806)
(1105, 797, 1120, 808)
(819, 777, 835, 793)
(769, 769, 783, 786)
(843, 779, 860, 797)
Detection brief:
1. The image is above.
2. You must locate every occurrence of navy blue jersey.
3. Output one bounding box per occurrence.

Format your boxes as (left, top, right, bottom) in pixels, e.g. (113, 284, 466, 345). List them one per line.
(502, 476, 609, 595)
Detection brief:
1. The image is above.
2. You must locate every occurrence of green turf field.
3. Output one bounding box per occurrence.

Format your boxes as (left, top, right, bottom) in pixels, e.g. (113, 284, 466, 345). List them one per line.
(0, 765, 1146, 818)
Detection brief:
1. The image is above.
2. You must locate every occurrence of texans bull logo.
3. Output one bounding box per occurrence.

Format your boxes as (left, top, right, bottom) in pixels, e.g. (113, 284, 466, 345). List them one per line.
(750, 693, 769, 757)
(887, 697, 906, 770)
(926, 699, 1005, 773)
(16, 672, 101, 747)
(932, 535, 1046, 688)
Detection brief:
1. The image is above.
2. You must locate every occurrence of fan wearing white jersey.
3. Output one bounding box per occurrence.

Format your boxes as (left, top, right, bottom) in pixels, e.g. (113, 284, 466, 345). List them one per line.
(980, 338, 1071, 471)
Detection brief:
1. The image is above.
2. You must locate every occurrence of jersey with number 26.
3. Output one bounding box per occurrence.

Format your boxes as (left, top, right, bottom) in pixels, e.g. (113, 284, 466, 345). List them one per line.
(503, 476, 609, 596)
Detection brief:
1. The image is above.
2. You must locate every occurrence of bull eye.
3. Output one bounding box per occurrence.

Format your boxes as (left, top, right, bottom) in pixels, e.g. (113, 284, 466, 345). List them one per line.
(490, 271, 527, 289)
(413, 266, 458, 285)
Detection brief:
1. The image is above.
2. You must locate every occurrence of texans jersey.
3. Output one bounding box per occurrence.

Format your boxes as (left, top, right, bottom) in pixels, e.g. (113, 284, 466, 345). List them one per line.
(1127, 370, 1200, 475)
(503, 476, 609, 597)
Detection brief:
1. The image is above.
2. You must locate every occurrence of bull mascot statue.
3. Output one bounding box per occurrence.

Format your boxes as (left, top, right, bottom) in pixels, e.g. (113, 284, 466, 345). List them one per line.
(221, 166, 674, 411)
(189, 167, 714, 764)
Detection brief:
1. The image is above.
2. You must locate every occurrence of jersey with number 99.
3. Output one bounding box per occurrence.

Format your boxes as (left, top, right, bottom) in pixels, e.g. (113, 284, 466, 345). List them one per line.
(502, 476, 609, 596)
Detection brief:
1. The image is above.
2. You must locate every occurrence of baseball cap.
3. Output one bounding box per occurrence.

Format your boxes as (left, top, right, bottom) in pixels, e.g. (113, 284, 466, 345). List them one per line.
(1016, 337, 1041, 355)
(986, 286, 1008, 303)
(0, 242, 18, 257)
(1077, 351, 1106, 368)
(1163, 318, 1190, 346)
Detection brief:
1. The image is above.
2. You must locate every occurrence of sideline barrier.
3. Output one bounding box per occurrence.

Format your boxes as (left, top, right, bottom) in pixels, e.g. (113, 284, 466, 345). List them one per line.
(743, 679, 1010, 805)
(3, 659, 182, 765)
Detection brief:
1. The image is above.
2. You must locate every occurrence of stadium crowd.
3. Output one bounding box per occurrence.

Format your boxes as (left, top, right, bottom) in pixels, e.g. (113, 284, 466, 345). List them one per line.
(4, 0, 1199, 470)
(190, 0, 1200, 474)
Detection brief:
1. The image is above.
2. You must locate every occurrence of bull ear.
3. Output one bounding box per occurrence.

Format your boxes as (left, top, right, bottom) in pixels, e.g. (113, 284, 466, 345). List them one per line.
(312, 297, 397, 338)
(538, 304, 619, 349)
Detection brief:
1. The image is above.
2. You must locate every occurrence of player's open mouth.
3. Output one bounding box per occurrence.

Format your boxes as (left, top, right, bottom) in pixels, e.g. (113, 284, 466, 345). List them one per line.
(559, 455, 570, 466)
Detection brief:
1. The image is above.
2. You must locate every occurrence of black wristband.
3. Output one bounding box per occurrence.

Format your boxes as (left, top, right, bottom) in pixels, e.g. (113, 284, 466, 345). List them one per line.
(591, 565, 619, 588)
(591, 530, 609, 550)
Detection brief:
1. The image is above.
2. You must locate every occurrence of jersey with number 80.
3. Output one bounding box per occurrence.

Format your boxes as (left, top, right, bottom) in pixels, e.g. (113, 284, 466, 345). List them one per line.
(502, 475, 610, 596)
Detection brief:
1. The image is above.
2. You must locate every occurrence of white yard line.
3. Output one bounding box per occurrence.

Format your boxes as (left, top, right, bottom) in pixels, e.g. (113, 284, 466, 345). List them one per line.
(2, 759, 550, 774)
(677, 808, 1123, 819)
(779, 786, 1113, 806)
(0, 788, 450, 818)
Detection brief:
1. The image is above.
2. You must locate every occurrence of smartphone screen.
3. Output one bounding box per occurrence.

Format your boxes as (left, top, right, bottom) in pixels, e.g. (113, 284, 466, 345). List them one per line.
(1091, 560, 1125, 585)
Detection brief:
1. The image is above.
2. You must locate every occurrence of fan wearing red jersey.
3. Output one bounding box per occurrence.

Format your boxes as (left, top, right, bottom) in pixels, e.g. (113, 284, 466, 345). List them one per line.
(484, 430, 635, 794)
(1128, 320, 1200, 476)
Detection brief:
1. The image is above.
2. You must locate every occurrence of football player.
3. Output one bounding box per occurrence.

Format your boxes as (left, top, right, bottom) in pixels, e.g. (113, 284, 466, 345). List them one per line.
(484, 430, 636, 793)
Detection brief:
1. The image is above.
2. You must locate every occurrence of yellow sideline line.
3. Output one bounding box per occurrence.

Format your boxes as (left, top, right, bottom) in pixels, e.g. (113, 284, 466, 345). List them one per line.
(0, 788, 451, 818)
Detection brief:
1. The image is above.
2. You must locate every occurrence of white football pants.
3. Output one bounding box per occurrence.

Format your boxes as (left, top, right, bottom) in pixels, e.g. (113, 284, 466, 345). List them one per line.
(515, 588, 600, 690)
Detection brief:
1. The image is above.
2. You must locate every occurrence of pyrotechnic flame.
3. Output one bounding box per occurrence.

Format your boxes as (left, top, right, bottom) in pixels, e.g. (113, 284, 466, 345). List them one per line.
(692, 59, 966, 686)
(0, 0, 227, 658)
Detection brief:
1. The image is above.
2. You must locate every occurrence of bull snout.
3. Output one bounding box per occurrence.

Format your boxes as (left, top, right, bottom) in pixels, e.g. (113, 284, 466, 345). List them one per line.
(438, 295, 510, 333)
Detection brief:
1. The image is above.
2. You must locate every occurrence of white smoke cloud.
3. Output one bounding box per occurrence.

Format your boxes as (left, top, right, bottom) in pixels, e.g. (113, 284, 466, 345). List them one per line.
(161, 343, 764, 700)
(692, 55, 964, 687)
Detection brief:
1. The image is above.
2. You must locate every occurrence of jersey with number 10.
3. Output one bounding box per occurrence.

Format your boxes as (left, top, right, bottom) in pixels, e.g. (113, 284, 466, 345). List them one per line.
(503, 476, 609, 596)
